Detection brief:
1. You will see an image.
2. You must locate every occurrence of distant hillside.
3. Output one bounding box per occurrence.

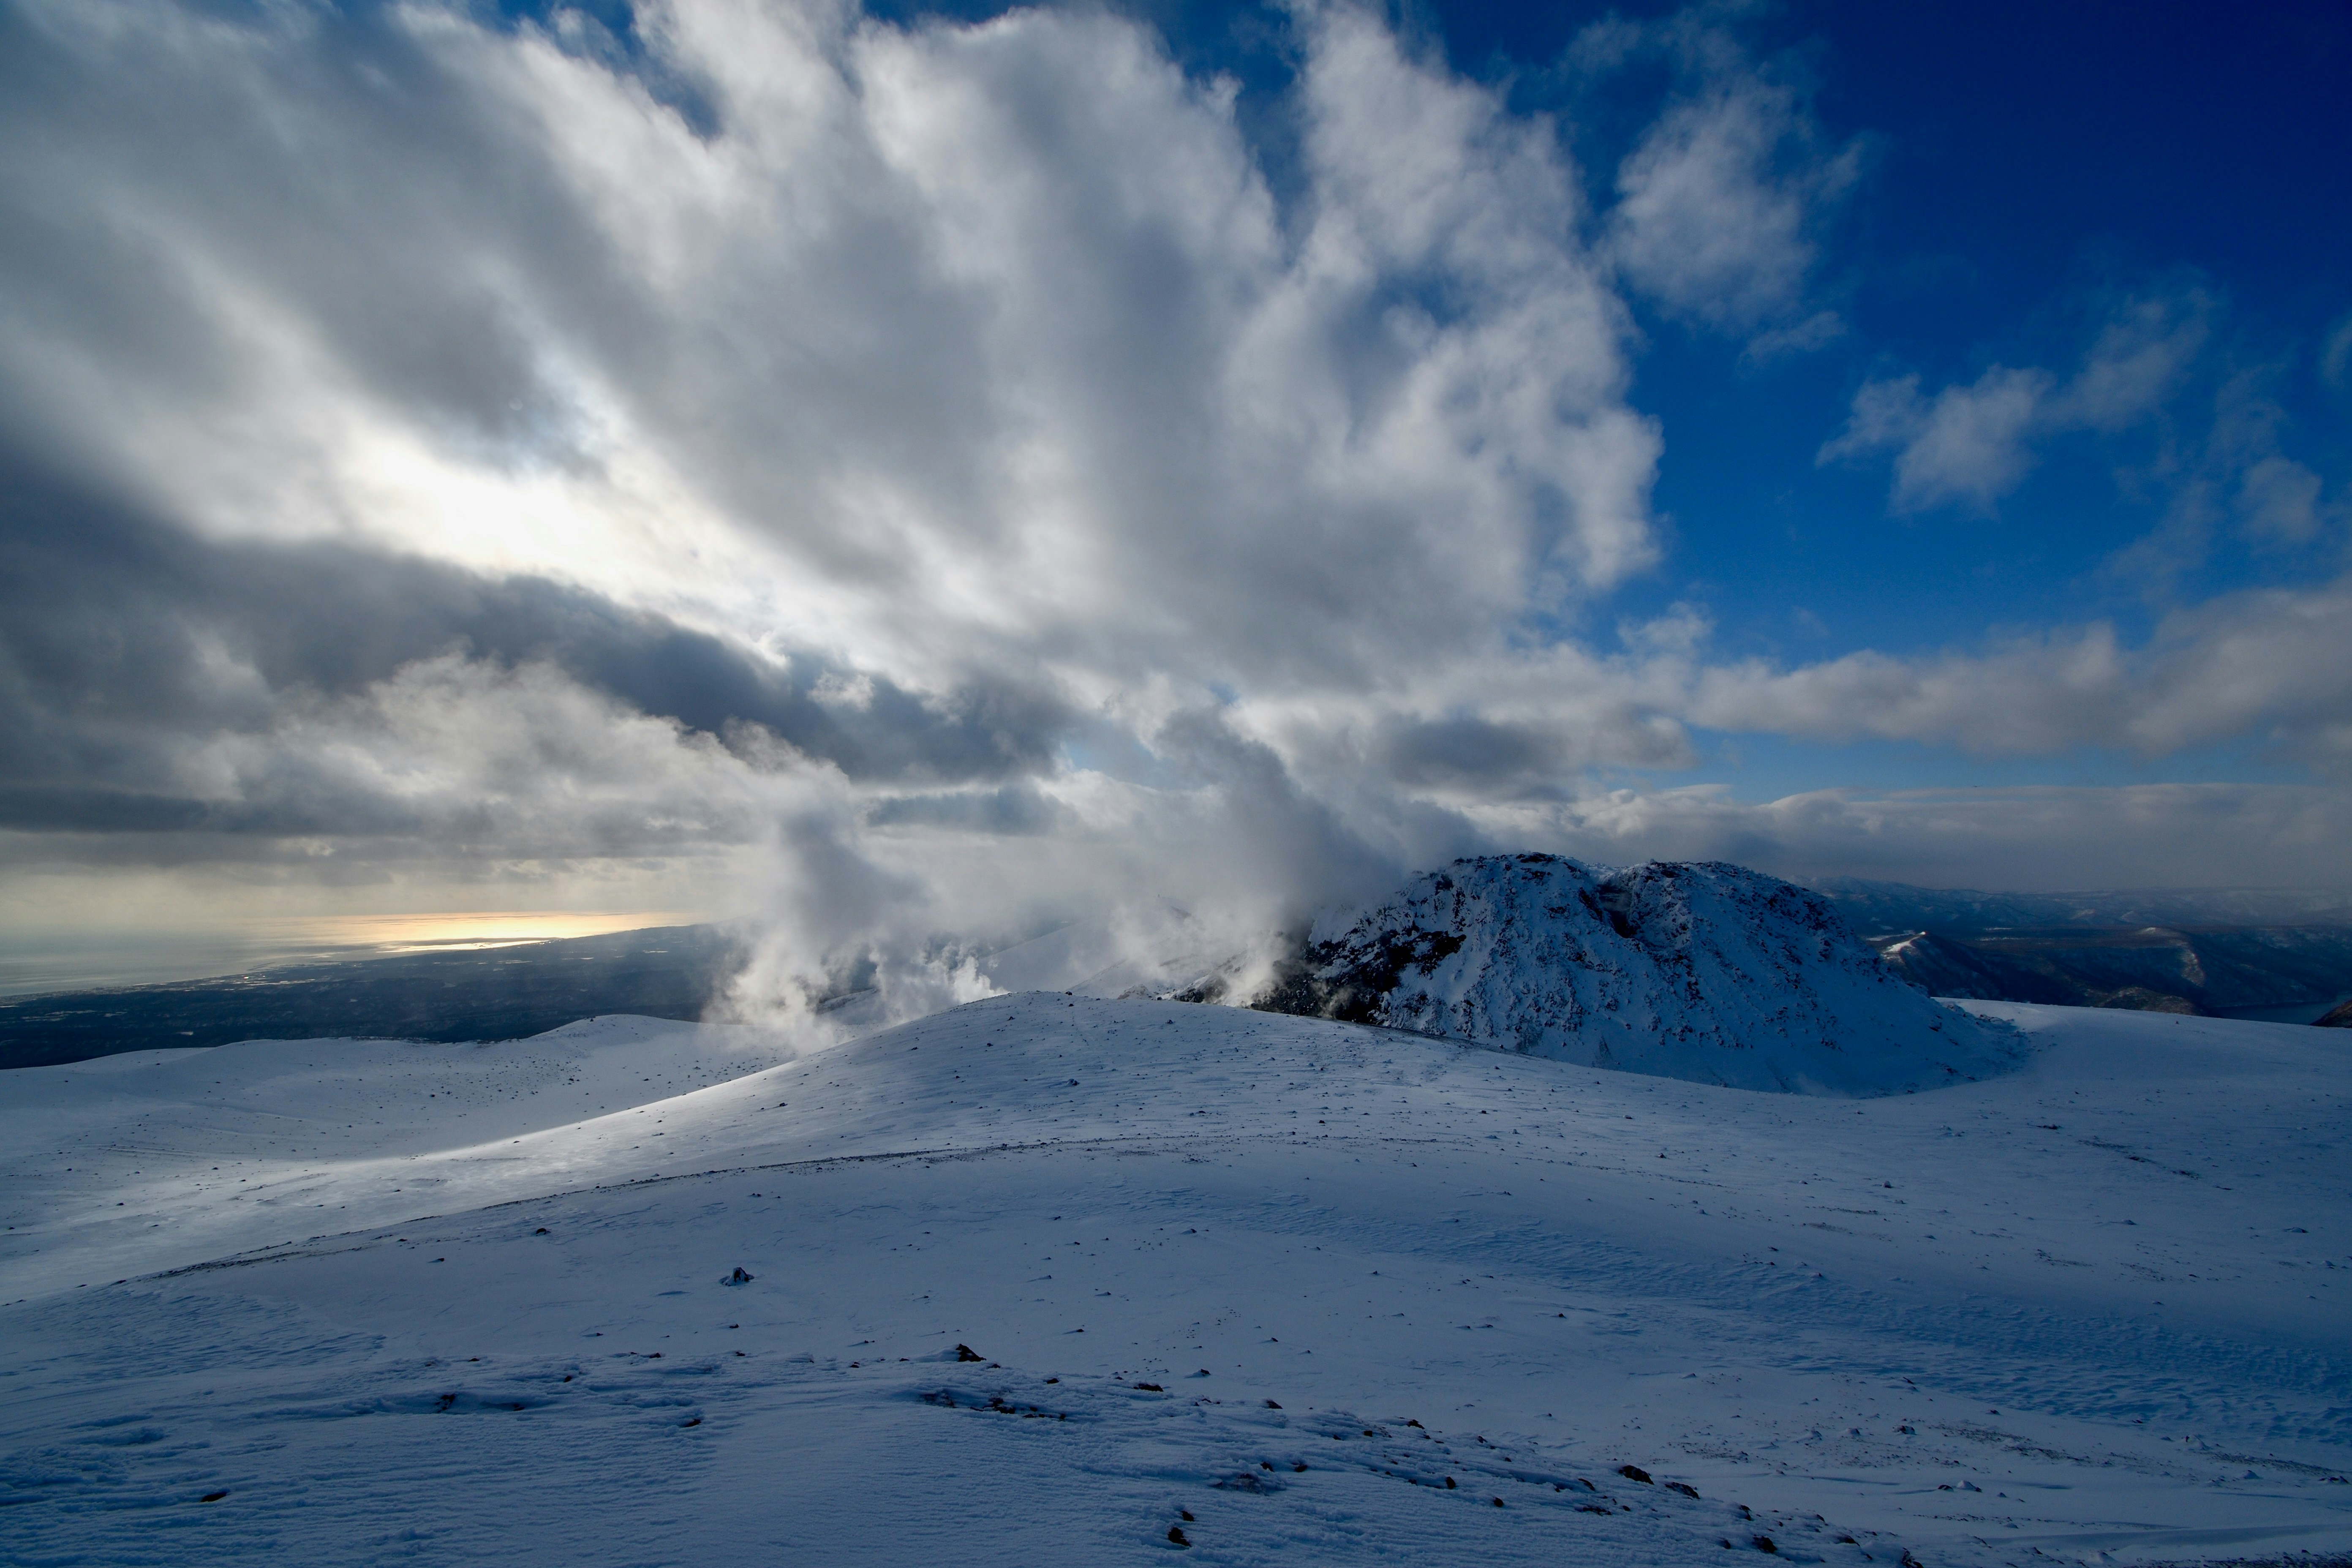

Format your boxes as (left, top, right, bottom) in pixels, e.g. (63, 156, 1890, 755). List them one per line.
(1870, 925, 2352, 1016)
(1250, 855, 2020, 1095)
(1809, 877, 2352, 934)
(0, 926, 743, 1070)
(1807, 879, 2352, 1017)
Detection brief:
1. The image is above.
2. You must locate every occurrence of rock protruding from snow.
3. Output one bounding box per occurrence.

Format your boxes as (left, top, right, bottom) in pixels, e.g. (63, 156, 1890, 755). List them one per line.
(1255, 855, 2021, 1095)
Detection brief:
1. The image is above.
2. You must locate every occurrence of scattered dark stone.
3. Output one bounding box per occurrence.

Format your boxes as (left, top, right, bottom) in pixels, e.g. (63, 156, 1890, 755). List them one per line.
(1838, 1536, 1858, 1545)
(1263, 1399, 1282, 1409)
(534, 1228, 549, 1235)
(1619, 1464, 1653, 1484)
(1292, 1463, 1307, 1473)
(199, 1491, 228, 1503)
(1492, 1497, 1506, 1507)
(1404, 1418, 1422, 1428)
(1666, 1481, 1701, 1499)
(1180, 1510, 1195, 1522)
(955, 1344, 985, 1362)
(1753, 1536, 1776, 1554)
(1444, 1476, 1457, 1489)
(1167, 1525, 1190, 1547)
(1577, 1504, 1612, 1514)
(1134, 1383, 1163, 1392)
(724, 1266, 754, 1285)
(683, 1417, 701, 1428)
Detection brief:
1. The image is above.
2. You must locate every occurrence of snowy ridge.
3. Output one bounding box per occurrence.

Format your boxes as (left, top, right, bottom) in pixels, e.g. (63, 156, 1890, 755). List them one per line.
(3, 996, 2349, 1564)
(1262, 855, 2021, 1094)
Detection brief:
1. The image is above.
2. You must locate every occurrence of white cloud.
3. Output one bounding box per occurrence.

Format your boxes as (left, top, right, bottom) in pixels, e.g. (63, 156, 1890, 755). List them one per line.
(1588, 14, 1861, 348)
(0, 0, 1658, 707)
(1821, 366, 2053, 514)
(1687, 576, 2352, 768)
(1820, 291, 2210, 514)
(2235, 455, 2330, 544)
(1, 0, 2349, 988)
(2051, 291, 2211, 429)
(1495, 780, 2352, 893)
(2322, 311, 2352, 388)
(1607, 82, 1853, 334)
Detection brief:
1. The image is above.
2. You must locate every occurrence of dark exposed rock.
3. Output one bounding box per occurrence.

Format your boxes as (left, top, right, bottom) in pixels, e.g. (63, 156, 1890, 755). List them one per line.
(1250, 855, 2017, 1096)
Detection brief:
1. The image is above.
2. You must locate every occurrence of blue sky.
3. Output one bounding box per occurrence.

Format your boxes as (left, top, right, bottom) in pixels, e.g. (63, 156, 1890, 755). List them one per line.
(852, 0, 2352, 801)
(1491, 0, 2348, 795)
(2, 0, 2349, 972)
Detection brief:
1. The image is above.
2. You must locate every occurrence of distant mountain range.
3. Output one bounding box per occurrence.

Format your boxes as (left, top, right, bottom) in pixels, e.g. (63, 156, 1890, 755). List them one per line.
(8, 866, 2349, 1073)
(1806, 878, 2352, 1018)
(0, 926, 743, 1070)
(1805, 877, 2352, 934)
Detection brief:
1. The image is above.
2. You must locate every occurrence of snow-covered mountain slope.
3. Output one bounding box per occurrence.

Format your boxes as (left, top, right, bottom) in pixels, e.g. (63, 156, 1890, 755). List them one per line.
(3, 996, 2347, 1566)
(0, 1016, 801, 1298)
(1261, 855, 2020, 1094)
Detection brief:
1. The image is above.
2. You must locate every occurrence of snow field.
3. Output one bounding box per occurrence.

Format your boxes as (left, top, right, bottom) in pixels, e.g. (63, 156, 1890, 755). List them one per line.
(2, 994, 2347, 1565)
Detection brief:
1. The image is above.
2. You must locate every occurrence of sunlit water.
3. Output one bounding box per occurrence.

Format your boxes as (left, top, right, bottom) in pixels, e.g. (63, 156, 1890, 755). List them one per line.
(0, 912, 708, 996)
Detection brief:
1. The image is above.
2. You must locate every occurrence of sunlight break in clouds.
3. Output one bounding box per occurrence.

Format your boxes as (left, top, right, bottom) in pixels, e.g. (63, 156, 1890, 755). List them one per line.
(0, 0, 1672, 1003)
(2, 0, 2350, 1019)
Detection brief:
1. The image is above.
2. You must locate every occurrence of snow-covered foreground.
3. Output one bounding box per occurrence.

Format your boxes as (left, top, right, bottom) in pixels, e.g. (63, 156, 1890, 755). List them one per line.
(2, 998, 2346, 1565)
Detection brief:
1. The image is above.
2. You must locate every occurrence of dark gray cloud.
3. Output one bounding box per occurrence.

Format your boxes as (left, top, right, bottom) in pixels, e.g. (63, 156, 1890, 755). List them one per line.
(1, 0, 2346, 1022)
(864, 784, 1072, 835)
(0, 449, 1069, 847)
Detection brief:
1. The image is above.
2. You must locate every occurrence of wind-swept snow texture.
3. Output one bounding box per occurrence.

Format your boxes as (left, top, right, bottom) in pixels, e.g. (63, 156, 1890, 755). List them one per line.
(1262, 855, 2021, 1095)
(3, 996, 2348, 1565)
